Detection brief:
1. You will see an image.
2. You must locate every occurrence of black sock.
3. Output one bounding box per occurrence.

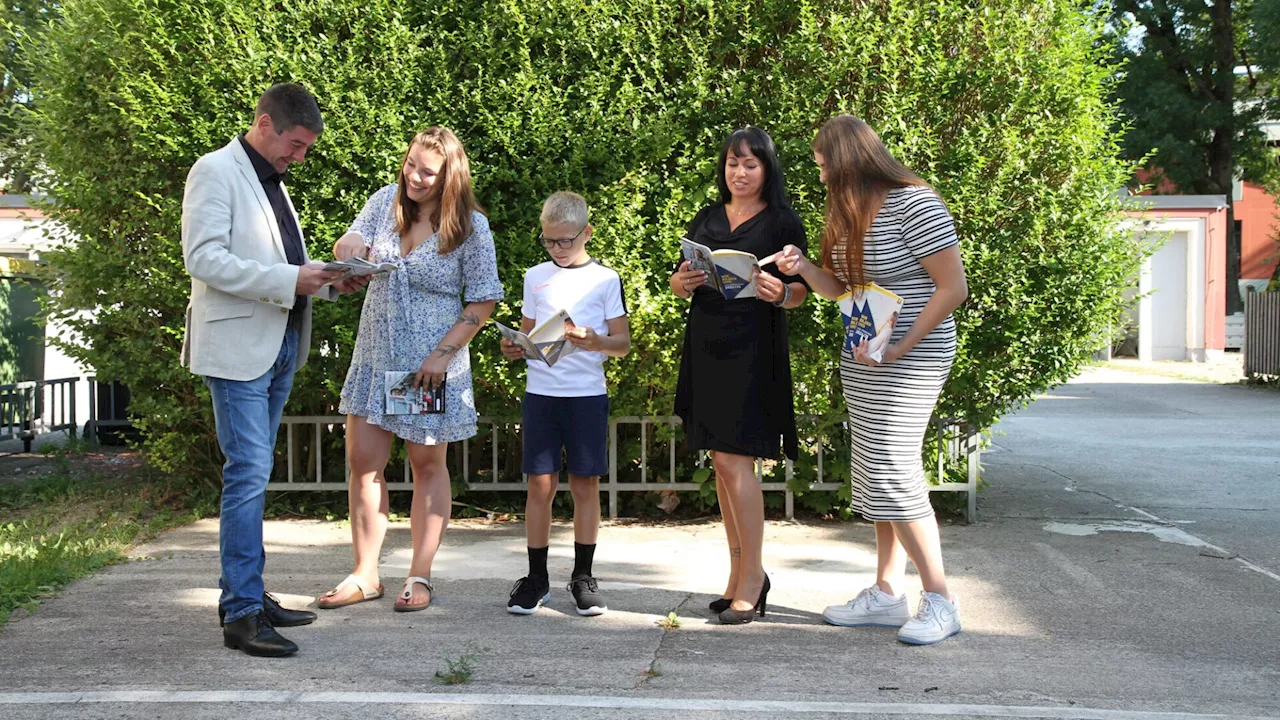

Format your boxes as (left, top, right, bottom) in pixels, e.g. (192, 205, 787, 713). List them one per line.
(572, 542, 596, 578)
(528, 546, 549, 581)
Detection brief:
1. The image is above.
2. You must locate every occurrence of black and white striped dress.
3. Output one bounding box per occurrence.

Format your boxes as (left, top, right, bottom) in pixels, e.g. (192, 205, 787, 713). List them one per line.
(833, 186, 959, 522)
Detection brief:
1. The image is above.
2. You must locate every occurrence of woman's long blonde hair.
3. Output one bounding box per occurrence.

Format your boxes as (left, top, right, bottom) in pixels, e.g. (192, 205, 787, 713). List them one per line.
(394, 126, 484, 254)
(814, 115, 929, 289)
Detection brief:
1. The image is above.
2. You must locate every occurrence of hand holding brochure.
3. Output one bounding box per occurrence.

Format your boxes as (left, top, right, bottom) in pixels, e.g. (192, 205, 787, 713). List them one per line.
(838, 283, 905, 363)
(681, 237, 761, 300)
(384, 371, 446, 414)
(324, 233, 397, 282)
(494, 309, 580, 366)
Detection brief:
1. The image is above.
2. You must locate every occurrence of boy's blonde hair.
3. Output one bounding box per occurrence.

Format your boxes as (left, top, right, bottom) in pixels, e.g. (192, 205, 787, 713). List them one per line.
(540, 191, 589, 228)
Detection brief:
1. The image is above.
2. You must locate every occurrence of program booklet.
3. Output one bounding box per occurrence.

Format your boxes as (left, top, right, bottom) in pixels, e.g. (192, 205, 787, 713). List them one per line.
(681, 237, 761, 300)
(384, 371, 447, 415)
(494, 308, 580, 366)
(324, 232, 397, 282)
(838, 283, 905, 362)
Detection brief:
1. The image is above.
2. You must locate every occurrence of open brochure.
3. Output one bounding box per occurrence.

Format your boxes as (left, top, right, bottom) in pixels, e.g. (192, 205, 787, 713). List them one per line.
(681, 237, 761, 300)
(494, 308, 580, 366)
(838, 283, 905, 363)
(384, 371, 446, 415)
(324, 232, 396, 282)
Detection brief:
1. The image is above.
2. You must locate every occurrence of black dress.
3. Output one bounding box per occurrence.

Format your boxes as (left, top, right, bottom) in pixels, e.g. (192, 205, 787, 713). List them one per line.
(674, 204, 808, 460)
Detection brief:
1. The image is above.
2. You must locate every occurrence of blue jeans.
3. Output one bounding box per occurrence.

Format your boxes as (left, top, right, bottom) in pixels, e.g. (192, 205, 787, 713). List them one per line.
(203, 327, 298, 624)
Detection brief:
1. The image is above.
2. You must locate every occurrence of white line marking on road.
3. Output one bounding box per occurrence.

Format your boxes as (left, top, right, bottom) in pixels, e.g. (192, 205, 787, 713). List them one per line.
(1124, 506, 1163, 522)
(0, 691, 1274, 719)
(1044, 506, 1280, 586)
(1121, 506, 1280, 584)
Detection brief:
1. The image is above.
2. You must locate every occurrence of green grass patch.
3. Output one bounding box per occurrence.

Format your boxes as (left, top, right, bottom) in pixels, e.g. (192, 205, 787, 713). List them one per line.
(0, 457, 214, 627)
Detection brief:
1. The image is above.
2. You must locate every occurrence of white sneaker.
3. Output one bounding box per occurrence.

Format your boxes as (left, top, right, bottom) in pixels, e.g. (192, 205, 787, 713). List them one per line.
(897, 591, 961, 645)
(822, 585, 911, 627)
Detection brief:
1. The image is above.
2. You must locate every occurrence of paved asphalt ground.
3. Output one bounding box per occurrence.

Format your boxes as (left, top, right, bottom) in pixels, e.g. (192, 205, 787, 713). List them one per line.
(0, 364, 1277, 719)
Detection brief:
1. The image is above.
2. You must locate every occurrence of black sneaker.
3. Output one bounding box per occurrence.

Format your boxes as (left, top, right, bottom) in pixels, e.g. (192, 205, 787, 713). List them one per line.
(507, 575, 550, 615)
(568, 574, 607, 616)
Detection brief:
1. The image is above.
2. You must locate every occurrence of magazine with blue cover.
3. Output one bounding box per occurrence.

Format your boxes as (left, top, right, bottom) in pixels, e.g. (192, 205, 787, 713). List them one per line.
(838, 283, 905, 362)
(681, 237, 761, 300)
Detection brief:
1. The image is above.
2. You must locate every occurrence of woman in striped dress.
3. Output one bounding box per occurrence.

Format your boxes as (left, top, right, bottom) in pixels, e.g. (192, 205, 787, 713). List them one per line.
(776, 115, 969, 645)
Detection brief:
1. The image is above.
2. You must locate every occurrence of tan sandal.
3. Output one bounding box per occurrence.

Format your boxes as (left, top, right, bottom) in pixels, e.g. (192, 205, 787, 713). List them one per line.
(317, 574, 384, 609)
(393, 576, 434, 613)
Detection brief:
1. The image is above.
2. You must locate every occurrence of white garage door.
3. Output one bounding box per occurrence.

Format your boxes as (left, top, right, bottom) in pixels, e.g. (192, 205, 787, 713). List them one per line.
(1150, 231, 1188, 361)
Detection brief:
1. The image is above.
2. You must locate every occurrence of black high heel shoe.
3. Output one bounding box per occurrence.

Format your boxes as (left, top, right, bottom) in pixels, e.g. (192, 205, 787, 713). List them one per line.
(709, 597, 732, 614)
(717, 575, 770, 625)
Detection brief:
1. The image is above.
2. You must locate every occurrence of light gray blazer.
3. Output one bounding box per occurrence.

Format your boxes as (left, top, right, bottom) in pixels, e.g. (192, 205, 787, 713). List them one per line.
(181, 137, 336, 381)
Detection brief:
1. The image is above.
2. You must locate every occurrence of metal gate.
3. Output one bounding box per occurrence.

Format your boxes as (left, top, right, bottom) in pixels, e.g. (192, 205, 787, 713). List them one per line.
(1244, 291, 1280, 378)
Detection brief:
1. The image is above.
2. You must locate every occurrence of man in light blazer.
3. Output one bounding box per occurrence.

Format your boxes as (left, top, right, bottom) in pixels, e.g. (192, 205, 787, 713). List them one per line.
(182, 83, 358, 657)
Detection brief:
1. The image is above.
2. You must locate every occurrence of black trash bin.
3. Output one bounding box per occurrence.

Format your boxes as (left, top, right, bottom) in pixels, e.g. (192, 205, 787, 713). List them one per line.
(93, 380, 140, 446)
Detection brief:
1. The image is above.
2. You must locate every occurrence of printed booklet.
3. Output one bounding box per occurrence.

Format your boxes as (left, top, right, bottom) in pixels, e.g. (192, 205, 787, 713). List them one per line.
(681, 237, 762, 300)
(838, 283, 905, 362)
(384, 371, 447, 415)
(324, 232, 397, 281)
(494, 308, 581, 366)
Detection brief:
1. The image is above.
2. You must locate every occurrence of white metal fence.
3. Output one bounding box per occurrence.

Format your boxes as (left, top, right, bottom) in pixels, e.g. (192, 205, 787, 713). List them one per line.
(270, 414, 982, 522)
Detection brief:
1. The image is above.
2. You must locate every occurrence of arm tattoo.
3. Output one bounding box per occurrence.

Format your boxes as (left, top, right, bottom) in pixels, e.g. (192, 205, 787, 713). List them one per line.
(457, 310, 482, 327)
(432, 343, 461, 358)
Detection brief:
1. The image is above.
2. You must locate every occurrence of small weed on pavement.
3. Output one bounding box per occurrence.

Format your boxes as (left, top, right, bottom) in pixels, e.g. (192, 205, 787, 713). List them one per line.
(435, 645, 489, 685)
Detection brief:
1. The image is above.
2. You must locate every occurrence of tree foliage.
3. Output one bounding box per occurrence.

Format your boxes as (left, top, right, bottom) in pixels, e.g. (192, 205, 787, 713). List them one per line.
(0, 0, 56, 192)
(1109, 0, 1280, 303)
(26, 0, 1142, 512)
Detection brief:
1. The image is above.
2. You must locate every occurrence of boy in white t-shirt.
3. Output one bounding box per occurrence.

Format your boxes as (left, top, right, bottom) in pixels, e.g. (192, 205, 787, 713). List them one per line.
(500, 191, 630, 616)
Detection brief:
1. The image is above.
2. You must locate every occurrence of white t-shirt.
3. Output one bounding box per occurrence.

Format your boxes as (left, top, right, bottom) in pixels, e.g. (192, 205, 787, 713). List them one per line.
(521, 259, 628, 397)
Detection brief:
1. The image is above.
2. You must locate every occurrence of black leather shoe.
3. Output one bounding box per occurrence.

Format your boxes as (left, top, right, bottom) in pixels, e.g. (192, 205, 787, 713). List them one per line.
(222, 610, 298, 657)
(263, 592, 317, 627)
(218, 593, 317, 627)
(718, 574, 770, 625)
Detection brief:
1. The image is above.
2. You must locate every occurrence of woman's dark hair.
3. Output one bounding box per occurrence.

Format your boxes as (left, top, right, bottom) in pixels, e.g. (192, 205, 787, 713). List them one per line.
(715, 126, 789, 209)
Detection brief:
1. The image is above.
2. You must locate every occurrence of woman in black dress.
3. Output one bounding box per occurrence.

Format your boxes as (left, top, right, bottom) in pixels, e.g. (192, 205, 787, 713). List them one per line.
(671, 127, 808, 624)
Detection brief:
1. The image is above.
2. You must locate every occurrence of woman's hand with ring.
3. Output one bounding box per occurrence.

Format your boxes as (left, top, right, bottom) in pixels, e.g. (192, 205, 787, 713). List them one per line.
(755, 271, 785, 303)
(671, 260, 707, 297)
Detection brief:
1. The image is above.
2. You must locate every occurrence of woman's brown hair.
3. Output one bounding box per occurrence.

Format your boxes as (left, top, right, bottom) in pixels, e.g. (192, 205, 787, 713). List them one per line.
(813, 115, 930, 290)
(394, 126, 484, 254)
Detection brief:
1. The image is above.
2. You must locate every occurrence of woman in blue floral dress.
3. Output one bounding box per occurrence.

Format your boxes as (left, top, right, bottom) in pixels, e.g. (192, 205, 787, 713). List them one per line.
(317, 127, 503, 612)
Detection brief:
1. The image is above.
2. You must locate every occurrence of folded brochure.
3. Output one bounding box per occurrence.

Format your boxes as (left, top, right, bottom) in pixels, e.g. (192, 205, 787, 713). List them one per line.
(324, 232, 397, 281)
(838, 283, 904, 362)
(494, 308, 580, 366)
(681, 236, 761, 300)
(384, 371, 446, 415)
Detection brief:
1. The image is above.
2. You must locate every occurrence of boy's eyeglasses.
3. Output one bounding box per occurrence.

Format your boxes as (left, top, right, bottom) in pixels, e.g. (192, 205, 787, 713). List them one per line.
(537, 225, 587, 249)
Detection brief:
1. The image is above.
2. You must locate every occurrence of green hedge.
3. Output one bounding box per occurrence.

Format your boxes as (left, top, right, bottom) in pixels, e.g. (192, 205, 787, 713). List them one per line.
(27, 0, 1143, 513)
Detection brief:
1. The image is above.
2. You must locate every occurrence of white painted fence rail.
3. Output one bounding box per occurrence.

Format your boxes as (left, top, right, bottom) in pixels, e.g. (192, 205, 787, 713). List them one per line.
(270, 415, 981, 522)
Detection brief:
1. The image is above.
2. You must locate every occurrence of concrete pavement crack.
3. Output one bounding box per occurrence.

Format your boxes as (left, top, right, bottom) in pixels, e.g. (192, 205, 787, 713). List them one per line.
(1003, 465, 1280, 583)
(1017, 463, 1167, 513)
(634, 591, 694, 690)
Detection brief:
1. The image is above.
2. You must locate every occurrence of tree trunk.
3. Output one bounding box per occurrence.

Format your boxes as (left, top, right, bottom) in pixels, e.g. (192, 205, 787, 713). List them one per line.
(1209, 0, 1243, 313)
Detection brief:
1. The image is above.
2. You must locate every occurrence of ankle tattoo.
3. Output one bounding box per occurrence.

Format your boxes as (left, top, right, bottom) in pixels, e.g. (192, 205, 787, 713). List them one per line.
(729, 547, 742, 558)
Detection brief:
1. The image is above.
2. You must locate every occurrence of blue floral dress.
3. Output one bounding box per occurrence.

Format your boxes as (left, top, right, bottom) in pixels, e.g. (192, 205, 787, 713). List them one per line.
(339, 184, 504, 444)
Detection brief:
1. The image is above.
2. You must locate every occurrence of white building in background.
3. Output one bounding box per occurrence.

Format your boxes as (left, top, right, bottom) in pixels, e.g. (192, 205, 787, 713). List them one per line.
(0, 194, 95, 441)
(1119, 194, 1229, 362)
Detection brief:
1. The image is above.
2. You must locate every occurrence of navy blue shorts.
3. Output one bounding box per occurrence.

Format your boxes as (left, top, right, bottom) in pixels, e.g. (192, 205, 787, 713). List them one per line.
(521, 393, 610, 477)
